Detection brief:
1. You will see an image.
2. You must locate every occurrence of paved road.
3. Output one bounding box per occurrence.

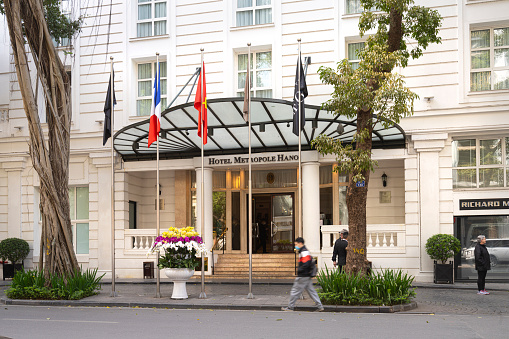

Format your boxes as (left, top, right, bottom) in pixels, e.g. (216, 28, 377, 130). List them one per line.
(1, 306, 508, 339)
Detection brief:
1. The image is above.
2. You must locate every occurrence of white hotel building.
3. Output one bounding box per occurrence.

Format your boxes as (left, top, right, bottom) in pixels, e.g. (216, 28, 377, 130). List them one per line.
(0, 0, 508, 282)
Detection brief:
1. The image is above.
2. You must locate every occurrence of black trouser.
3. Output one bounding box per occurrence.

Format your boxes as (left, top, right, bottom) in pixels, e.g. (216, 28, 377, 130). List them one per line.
(338, 265, 343, 273)
(477, 270, 487, 291)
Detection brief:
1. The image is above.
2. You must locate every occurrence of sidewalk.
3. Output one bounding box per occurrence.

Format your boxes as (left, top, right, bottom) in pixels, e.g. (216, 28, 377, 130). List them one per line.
(1, 278, 508, 313)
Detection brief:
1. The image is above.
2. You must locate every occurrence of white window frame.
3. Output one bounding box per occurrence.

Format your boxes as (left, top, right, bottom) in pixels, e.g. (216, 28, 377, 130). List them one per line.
(452, 137, 508, 189)
(470, 26, 509, 92)
(69, 186, 90, 255)
(137, 0, 167, 38)
(235, 0, 273, 27)
(345, 0, 376, 15)
(347, 41, 365, 70)
(136, 61, 168, 116)
(236, 51, 272, 98)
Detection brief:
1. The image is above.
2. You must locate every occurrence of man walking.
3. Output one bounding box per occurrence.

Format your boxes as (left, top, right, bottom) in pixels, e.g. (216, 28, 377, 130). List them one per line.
(282, 237, 324, 312)
(332, 229, 348, 272)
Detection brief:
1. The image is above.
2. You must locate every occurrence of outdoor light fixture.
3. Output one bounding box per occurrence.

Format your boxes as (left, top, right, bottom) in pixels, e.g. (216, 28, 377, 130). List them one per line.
(185, 130, 189, 135)
(134, 141, 139, 150)
(259, 123, 265, 132)
(312, 120, 317, 129)
(336, 123, 344, 135)
(382, 172, 388, 187)
(160, 130, 167, 139)
(287, 122, 290, 128)
(208, 127, 214, 136)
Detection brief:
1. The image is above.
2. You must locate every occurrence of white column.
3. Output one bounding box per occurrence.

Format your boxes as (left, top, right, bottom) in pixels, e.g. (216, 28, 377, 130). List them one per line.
(196, 167, 213, 273)
(302, 161, 320, 255)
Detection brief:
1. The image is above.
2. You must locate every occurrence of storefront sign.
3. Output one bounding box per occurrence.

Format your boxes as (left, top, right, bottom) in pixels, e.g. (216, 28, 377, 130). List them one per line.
(208, 153, 299, 165)
(459, 199, 509, 210)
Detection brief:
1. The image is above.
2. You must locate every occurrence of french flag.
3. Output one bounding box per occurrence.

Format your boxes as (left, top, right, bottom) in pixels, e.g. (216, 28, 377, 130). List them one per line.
(148, 62, 161, 148)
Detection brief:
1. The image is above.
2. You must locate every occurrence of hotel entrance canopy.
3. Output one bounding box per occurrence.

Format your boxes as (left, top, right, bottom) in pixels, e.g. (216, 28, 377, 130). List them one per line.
(113, 98, 406, 162)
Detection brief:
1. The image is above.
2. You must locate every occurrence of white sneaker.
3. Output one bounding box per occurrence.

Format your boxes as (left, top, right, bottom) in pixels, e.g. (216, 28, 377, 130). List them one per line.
(477, 291, 484, 295)
(483, 290, 490, 295)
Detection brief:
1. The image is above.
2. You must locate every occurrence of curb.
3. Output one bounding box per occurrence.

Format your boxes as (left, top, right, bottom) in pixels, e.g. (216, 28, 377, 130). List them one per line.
(0, 296, 416, 313)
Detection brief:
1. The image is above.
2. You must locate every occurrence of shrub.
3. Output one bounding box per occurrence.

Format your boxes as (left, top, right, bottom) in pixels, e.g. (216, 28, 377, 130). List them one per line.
(425, 234, 461, 264)
(5, 268, 104, 300)
(0, 238, 30, 264)
(316, 267, 416, 306)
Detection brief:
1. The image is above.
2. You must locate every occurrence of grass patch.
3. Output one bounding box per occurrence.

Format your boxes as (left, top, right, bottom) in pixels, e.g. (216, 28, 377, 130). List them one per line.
(5, 268, 104, 300)
(316, 267, 416, 306)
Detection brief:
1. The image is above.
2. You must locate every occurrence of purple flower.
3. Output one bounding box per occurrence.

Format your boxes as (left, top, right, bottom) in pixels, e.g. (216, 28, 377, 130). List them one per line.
(185, 237, 190, 242)
(195, 236, 202, 244)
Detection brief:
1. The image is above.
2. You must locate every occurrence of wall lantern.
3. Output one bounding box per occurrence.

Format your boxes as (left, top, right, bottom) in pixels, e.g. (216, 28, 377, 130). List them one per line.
(336, 123, 344, 135)
(312, 120, 318, 129)
(208, 127, 214, 136)
(259, 123, 265, 132)
(381, 172, 387, 187)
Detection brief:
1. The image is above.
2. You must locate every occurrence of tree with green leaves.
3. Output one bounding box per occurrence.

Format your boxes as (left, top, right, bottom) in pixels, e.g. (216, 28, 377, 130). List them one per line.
(312, 0, 442, 275)
(1, 0, 81, 277)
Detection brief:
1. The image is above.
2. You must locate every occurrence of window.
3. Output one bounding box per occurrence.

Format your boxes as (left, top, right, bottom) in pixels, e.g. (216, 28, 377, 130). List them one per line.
(137, 61, 167, 116)
(345, 0, 376, 14)
(129, 201, 137, 229)
(236, 0, 272, 27)
(137, 0, 167, 37)
(69, 187, 89, 254)
(470, 27, 509, 91)
(237, 51, 272, 98)
(348, 42, 365, 70)
(452, 138, 508, 189)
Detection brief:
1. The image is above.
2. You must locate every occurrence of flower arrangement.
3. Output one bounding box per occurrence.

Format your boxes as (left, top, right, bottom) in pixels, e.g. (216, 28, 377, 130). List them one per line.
(148, 227, 207, 269)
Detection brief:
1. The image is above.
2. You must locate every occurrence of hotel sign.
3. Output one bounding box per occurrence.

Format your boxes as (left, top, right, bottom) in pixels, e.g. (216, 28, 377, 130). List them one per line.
(459, 199, 509, 210)
(208, 153, 299, 166)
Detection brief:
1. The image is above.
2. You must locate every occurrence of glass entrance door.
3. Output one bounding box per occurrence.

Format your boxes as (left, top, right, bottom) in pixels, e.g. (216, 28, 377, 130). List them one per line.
(247, 193, 294, 253)
(271, 194, 294, 253)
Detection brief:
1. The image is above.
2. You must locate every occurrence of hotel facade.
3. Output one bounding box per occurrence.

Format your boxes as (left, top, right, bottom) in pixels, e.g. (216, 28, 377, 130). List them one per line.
(0, 0, 508, 282)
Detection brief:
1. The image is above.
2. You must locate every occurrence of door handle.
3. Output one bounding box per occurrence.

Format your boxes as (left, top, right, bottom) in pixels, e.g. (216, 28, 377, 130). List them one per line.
(271, 222, 278, 236)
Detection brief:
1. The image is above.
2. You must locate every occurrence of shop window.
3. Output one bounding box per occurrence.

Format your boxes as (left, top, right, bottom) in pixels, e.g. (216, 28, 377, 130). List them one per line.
(348, 42, 365, 70)
(452, 138, 508, 188)
(338, 186, 348, 225)
(232, 192, 241, 250)
(319, 165, 333, 185)
(470, 27, 509, 91)
(320, 187, 333, 225)
(236, 0, 272, 27)
(252, 169, 296, 188)
(69, 186, 89, 254)
(213, 191, 226, 250)
(137, 61, 167, 116)
(137, 0, 167, 38)
(231, 171, 241, 189)
(237, 51, 272, 98)
(456, 215, 509, 280)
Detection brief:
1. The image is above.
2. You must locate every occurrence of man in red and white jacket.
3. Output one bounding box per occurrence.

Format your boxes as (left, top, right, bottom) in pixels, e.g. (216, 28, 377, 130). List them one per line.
(282, 237, 324, 312)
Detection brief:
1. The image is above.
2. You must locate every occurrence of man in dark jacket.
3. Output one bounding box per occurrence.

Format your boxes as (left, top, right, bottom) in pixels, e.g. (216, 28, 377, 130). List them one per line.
(474, 235, 491, 295)
(332, 229, 348, 272)
(282, 237, 324, 312)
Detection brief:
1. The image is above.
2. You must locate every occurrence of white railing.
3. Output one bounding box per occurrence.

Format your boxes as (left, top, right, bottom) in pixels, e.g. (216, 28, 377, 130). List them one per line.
(124, 229, 157, 252)
(321, 224, 406, 255)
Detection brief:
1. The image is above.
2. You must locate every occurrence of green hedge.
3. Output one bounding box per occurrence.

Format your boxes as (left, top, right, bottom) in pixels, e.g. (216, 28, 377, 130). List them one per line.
(316, 267, 416, 306)
(5, 268, 104, 300)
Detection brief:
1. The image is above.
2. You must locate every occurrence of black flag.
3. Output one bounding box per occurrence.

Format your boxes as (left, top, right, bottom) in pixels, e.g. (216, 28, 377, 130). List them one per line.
(103, 71, 116, 146)
(292, 55, 308, 136)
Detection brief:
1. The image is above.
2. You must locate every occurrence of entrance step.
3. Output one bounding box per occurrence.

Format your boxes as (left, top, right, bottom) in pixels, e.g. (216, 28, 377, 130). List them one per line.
(211, 253, 297, 279)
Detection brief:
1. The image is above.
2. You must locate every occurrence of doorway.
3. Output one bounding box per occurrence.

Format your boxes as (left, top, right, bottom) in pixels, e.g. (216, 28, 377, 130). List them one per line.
(247, 193, 295, 253)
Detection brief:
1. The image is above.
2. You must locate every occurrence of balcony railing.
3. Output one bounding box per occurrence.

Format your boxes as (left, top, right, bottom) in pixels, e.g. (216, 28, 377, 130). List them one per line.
(124, 229, 157, 252)
(321, 224, 406, 255)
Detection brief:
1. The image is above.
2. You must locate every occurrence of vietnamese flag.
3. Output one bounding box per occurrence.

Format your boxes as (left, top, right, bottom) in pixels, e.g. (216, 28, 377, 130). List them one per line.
(194, 62, 207, 144)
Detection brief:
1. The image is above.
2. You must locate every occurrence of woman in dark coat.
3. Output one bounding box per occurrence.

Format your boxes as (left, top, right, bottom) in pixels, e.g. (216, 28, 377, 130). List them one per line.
(474, 235, 491, 295)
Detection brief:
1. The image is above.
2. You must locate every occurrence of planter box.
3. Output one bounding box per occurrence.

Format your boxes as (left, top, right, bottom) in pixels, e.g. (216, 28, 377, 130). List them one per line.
(433, 261, 453, 284)
(2, 262, 24, 280)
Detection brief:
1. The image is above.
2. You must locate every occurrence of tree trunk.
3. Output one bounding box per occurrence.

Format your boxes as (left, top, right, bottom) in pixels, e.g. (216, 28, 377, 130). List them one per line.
(4, 0, 79, 278)
(344, 7, 404, 275)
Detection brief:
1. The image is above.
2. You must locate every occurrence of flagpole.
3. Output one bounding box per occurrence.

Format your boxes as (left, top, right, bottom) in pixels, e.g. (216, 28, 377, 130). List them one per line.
(199, 48, 207, 299)
(247, 43, 254, 299)
(155, 52, 161, 299)
(297, 39, 303, 239)
(109, 56, 117, 297)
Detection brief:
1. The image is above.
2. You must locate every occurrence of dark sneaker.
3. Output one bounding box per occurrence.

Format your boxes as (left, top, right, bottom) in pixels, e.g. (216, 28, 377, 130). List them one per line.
(315, 306, 324, 312)
(281, 307, 294, 311)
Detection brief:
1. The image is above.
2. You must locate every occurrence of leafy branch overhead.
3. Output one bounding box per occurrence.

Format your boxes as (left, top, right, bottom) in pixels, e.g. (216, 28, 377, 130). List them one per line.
(0, 0, 82, 44)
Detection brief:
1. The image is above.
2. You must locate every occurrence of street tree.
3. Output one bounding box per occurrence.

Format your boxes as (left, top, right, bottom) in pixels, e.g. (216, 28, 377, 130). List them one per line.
(312, 0, 442, 275)
(1, 0, 81, 276)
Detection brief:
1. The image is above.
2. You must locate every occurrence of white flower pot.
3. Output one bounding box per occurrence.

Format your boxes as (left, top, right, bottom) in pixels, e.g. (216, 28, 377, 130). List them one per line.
(163, 268, 195, 299)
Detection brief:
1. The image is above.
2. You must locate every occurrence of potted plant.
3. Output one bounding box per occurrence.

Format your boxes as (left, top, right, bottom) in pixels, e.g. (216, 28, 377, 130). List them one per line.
(0, 237, 30, 280)
(425, 234, 461, 284)
(148, 226, 207, 299)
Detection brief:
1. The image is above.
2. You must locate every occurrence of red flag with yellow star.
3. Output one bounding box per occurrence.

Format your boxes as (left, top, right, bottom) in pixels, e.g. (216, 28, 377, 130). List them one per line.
(194, 62, 207, 144)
